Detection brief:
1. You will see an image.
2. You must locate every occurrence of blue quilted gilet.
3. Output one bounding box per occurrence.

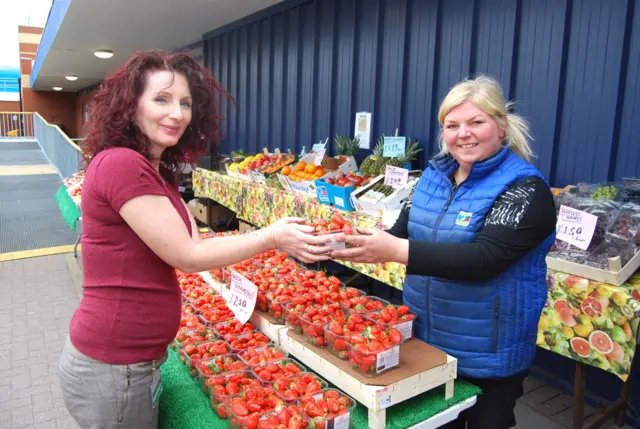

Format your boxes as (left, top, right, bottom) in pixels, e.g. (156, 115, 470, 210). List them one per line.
(404, 147, 555, 378)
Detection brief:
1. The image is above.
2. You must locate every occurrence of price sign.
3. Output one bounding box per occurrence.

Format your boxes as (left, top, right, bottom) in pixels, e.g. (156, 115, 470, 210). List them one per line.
(314, 149, 326, 166)
(312, 142, 326, 153)
(383, 136, 406, 158)
(384, 165, 409, 188)
(556, 205, 598, 251)
(229, 270, 258, 324)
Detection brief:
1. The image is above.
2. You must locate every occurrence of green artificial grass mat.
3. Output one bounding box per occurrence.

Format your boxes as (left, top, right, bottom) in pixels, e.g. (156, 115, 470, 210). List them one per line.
(54, 185, 81, 231)
(159, 347, 481, 429)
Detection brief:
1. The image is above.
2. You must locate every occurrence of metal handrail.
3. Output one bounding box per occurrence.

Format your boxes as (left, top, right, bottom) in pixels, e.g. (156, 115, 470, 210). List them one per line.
(0, 112, 35, 137)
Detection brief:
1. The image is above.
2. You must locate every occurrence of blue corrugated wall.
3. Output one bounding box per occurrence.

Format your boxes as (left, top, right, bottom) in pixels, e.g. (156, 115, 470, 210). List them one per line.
(204, 0, 640, 188)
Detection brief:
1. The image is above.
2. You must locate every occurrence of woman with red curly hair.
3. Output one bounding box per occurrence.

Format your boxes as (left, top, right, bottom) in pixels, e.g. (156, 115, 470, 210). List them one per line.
(58, 50, 332, 428)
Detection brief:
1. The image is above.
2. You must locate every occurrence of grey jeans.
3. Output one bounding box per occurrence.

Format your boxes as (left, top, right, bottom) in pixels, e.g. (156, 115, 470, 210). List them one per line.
(59, 337, 167, 429)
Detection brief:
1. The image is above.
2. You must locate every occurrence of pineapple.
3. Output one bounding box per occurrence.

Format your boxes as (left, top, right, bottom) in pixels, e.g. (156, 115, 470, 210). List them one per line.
(334, 135, 361, 157)
(359, 136, 385, 177)
(360, 137, 423, 176)
(394, 138, 423, 168)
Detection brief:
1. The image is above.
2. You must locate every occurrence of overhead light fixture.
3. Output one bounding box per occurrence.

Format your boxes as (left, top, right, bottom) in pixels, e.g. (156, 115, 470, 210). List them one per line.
(65, 75, 78, 81)
(53, 87, 62, 91)
(94, 49, 114, 59)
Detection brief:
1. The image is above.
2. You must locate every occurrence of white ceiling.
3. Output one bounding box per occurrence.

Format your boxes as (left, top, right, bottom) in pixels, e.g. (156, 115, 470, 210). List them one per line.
(32, 0, 281, 91)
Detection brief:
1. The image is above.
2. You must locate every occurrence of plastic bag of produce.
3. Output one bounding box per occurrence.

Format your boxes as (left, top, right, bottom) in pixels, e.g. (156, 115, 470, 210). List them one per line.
(622, 178, 640, 204)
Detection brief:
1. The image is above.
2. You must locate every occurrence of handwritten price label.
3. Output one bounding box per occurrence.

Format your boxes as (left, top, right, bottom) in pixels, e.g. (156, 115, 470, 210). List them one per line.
(556, 205, 598, 251)
(383, 136, 406, 158)
(384, 165, 409, 188)
(312, 142, 326, 152)
(314, 149, 326, 166)
(229, 271, 258, 324)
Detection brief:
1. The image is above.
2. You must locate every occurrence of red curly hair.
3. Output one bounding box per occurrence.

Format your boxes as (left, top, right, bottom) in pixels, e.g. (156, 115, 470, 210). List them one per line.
(83, 50, 231, 179)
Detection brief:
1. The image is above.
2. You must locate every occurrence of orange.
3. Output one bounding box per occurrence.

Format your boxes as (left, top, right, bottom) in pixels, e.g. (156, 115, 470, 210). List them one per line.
(314, 168, 325, 177)
(295, 161, 306, 171)
(281, 166, 291, 176)
(305, 164, 317, 174)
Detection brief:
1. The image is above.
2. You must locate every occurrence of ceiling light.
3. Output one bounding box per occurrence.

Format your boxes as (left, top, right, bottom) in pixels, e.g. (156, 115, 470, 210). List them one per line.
(53, 87, 62, 91)
(65, 75, 78, 81)
(94, 49, 114, 59)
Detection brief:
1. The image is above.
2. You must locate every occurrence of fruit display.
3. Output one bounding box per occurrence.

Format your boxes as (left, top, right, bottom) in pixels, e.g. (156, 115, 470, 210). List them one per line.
(340, 295, 390, 315)
(256, 154, 296, 175)
(299, 389, 355, 429)
(198, 298, 236, 326)
(348, 324, 403, 375)
(281, 161, 326, 183)
(252, 359, 306, 384)
(334, 135, 361, 157)
(196, 354, 247, 381)
(228, 153, 275, 175)
(179, 303, 202, 330)
(299, 304, 347, 347)
(323, 171, 370, 189)
(181, 340, 233, 377)
(64, 172, 85, 205)
(359, 136, 422, 177)
(273, 373, 327, 403)
(250, 404, 310, 429)
(537, 270, 640, 380)
(213, 319, 257, 341)
(223, 260, 263, 287)
(366, 304, 417, 342)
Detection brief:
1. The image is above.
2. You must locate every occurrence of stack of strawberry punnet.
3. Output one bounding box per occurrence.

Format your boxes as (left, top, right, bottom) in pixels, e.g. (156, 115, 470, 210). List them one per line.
(172, 230, 419, 428)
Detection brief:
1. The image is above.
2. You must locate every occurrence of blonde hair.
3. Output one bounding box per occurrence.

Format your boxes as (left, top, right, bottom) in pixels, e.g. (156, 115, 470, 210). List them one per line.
(437, 75, 535, 162)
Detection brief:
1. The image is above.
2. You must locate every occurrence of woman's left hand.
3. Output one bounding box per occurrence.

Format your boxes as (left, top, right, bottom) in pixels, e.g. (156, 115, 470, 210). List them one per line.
(330, 228, 408, 264)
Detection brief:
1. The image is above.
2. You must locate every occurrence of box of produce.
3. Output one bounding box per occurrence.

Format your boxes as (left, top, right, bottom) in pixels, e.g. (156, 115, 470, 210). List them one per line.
(251, 358, 306, 384)
(279, 154, 358, 197)
(300, 304, 348, 347)
(365, 304, 417, 342)
(350, 171, 421, 216)
(197, 354, 247, 384)
(315, 171, 372, 211)
(227, 386, 284, 429)
(273, 372, 328, 403)
(239, 345, 289, 367)
(300, 388, 356, 429)
(205, 370, 261, 409)
(250, 151, 296, 184)
(178, 303, 202, 331)
(197, 301, 235, 326)
(227, 152, 278, 182)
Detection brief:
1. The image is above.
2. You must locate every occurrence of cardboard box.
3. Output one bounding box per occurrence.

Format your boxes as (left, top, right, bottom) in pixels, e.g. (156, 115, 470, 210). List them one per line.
(350, 172, 422, 216)
(315, 179, 357, 211)
(239, 220, 257, 233)
(187, 200, 209, 224)
(281, 154, 358, 197)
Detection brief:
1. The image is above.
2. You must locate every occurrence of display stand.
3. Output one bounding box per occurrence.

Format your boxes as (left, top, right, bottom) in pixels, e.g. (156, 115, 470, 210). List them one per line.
(199, 272, 465, 429)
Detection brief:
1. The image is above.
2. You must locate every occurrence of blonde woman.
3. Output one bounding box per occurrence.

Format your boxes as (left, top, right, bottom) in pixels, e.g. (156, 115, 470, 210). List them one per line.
(332, 75, 557, 428)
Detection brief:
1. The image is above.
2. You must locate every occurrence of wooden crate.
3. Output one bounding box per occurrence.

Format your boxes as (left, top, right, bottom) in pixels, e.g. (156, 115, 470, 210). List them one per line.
(546, 249, 640, 286)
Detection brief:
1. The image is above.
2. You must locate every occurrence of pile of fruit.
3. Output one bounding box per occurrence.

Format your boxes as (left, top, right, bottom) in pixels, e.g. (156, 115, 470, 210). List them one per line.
(256, 154, 296, 175)
(359, 136, 422, 177)
(280, 161, 326, 182)
(228, 153, 273, 175)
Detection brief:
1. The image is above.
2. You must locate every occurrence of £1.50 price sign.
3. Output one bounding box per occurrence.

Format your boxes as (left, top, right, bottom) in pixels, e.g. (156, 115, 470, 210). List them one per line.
(229, 270, 258, 324)
(555, 205, 598, 251)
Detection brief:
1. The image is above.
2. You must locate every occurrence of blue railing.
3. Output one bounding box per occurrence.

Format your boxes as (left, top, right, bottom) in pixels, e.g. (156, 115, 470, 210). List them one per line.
(34, 113, 87, 180)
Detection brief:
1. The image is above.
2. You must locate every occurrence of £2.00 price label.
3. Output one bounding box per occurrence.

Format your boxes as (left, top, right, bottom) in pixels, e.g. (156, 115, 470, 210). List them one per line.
(384, 165, 409, 188)
(229, 270, 258, 324)
(556, 205, 598, 251)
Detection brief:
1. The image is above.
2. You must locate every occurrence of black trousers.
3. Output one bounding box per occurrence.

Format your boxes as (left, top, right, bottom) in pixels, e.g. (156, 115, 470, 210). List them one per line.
(441, 370, 528, 429)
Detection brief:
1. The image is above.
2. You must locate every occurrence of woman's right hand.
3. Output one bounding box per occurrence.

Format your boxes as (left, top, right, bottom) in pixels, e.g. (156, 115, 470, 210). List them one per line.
(261, 218, 336, 263)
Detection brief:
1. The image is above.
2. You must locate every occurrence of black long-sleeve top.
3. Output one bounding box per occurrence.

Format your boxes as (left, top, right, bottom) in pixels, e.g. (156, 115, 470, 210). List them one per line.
(388, 176, 557, 281)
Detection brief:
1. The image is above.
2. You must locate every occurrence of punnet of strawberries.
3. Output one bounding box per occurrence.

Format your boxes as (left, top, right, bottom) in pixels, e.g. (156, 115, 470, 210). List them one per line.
(252, 359, 305, 383)
(305, 213, 353, 236)
(249, 403, 309, 429)
(273, 373, 327, 402)
(207, 370, 262, 411)
(348, 324, 402, 375)
(324, 313, 374, 360)
(214, 320, 256, 340)
(299, 304, 347, 347)
(365, 304, 417, 341)
(171, 326, 217, 351)
(300, 389, 354, 429)
(180, 340, 232, 374)
(179, 304, 202, 330)
(340, 295, 389, 315)
(196, 354, 246, 380)
(227, 385, 284, 429)
(228, 331, 272, 352)
(239, 346, 288, 367)
(197, 301, 235, 325)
